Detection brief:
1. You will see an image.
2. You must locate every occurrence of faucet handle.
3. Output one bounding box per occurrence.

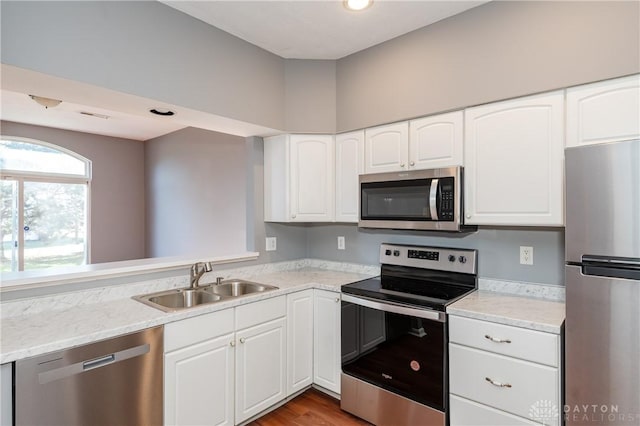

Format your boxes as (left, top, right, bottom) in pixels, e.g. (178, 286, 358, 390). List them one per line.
(216, 276, 223, 285)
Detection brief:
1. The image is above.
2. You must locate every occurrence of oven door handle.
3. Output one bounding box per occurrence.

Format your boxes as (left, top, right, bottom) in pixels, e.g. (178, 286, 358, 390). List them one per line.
(341, 294, 446, 322)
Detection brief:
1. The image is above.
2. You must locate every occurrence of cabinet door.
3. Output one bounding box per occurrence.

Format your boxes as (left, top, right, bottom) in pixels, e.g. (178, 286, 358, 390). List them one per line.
(409, 111, 463, 169)
(313, 290, 341, 394)
(335, 131, 364, 222)
(165, 333, 235, 426)
(464, 91, 564, 226)
(566, 74, 640, 147)
(290, 135, 335, 222)
(235, 317, 287, 423)
(364, 122, 409, 174)
(287, 290, 314, 395)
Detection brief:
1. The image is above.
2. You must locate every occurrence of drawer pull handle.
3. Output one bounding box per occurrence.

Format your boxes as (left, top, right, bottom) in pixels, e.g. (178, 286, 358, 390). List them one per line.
(485, 334, 511, 344)
(485, 377, 512, 388)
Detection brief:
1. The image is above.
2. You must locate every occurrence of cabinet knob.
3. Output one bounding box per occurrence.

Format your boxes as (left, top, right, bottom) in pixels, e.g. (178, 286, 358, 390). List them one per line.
(291, 214, 296, 219)
(400, 163, 405, 168)
(335, 297, 340, 303)
(466, 214, 471, 219)
(410, 161, 415, 167)
(230, 341, 235, 347)
(240, 337, 246, 344)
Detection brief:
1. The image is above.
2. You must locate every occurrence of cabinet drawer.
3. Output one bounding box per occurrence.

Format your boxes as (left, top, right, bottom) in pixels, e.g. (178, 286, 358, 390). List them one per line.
(449, 344, 559, 423)
(165, 308, 234, 352)
(235, 296, 286, 330)
(450, 395, 542, 426)
(449, 316, 559, 366)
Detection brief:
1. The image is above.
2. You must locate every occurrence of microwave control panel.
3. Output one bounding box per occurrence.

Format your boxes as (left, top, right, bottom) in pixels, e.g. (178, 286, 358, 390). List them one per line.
(439, 178, 455, 221)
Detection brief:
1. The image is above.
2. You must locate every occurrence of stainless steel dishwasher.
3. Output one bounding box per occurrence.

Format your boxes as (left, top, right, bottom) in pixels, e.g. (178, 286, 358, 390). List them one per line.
(15, 326, 163, 426)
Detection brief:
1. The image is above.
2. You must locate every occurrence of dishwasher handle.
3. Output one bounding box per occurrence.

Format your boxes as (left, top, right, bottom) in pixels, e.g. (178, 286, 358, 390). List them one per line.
(83, 354, 115, 371)
(38, 343, 150, 384)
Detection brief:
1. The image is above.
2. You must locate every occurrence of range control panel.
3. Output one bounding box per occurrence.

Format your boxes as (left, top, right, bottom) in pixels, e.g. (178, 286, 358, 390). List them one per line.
(380, 243, 477, 275)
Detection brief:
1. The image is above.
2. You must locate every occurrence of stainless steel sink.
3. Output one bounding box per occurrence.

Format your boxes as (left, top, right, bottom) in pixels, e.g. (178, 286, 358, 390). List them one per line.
(134, 288, 223, 312)
(133, 279, 278, 312)
(203, 280, 279, 297)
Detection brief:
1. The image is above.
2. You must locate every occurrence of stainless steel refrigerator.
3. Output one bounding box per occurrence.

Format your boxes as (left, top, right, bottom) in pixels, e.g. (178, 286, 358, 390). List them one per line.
(565, 139, 640, 425)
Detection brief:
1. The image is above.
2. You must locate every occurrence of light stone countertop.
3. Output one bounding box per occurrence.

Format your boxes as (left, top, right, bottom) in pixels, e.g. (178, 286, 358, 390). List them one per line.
(0, 266, 375, 364)
(447, 290, 566, 334)
(1, 259, 566, 364)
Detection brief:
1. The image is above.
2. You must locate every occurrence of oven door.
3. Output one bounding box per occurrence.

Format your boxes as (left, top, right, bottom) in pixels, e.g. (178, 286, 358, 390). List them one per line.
(341, 294, 447, 412)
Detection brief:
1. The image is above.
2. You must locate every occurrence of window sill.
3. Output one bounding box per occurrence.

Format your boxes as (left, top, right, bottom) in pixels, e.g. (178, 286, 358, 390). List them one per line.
(0, 252, 260, 292)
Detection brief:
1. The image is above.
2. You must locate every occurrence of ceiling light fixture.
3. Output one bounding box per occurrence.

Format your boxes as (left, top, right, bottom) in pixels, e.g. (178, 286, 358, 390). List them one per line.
(343, 0, 373, 11)
(29, 95, 62, 109)
(149, 108, 175, 116)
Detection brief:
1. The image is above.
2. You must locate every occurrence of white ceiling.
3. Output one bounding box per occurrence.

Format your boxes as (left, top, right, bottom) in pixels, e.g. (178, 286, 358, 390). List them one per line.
(1, 1, 488, 140)
(161, 0, 488, 60)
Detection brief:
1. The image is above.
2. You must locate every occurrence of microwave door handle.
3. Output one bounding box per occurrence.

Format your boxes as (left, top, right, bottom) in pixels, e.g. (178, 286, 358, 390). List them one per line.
(429, 179, 439, 220)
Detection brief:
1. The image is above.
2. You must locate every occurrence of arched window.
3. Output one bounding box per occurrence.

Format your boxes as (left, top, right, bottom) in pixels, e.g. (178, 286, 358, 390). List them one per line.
(1, 137, 91, 272)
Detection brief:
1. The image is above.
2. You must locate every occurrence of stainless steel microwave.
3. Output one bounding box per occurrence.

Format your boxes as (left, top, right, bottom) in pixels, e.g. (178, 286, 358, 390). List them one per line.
(358, 167, 474, 232)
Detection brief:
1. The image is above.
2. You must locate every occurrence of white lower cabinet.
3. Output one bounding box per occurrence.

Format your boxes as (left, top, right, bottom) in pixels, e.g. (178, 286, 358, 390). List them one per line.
(164, 296, 287, 426)
(313, 289, 341, 394)
(287, 290, 314, 395)
(448, 315, 562, 426)
(164, 309, 235, 426)
(234, 297, 287, 424)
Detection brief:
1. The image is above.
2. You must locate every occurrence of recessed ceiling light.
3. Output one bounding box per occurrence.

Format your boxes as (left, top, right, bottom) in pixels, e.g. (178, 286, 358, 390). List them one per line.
(149, 108, 175, 116)
(344, 0, 373, 12)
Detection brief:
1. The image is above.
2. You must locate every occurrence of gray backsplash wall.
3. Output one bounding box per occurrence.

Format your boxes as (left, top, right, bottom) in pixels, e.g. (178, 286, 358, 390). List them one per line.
(306, 224, 565, 286)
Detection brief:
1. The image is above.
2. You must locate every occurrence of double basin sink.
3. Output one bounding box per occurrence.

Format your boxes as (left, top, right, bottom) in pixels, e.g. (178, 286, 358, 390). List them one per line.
(134, 280, 279, 312)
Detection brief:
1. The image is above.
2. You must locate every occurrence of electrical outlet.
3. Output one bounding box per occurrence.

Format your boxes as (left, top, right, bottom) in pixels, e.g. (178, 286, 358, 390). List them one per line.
(338, 236, 346, 250)
(520, 246, 533, 265)
(266, 237, 277, 251)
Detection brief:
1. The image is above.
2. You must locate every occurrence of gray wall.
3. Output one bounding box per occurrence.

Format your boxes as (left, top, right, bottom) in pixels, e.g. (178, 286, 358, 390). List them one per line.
(306, 224, 565, 286)
(336, 1, 640, 131)
(284, 60, 336, 133)
(1, 1, 286, 130)
(1, 120, 146, 263)
(145, 127, 248, 258)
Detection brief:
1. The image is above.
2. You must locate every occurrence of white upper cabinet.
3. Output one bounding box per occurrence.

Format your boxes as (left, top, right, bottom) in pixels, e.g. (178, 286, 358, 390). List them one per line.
(464, 91, 565, 226)
(335, 131, 364, 223)
(364, 122, 409, 174)
(409, 111, 464, 169)
(264, 134, 335, 222)
(566, 74, 640, 147)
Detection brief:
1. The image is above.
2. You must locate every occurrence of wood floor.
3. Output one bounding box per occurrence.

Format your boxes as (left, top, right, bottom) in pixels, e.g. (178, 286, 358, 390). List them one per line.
(249, 388, 371, 426)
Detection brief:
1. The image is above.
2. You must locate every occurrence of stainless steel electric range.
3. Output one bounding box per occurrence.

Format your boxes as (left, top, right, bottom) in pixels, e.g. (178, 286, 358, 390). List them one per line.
(340, 243, 478, 426)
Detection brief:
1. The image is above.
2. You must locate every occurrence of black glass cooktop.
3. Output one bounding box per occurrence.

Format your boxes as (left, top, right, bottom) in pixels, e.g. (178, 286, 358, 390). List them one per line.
(342, 265, 476, 311)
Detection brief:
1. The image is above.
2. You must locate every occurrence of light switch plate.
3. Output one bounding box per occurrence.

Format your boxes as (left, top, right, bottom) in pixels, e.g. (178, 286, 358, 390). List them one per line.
(338, 236, 345, 250)
(266, 237, 277, 251)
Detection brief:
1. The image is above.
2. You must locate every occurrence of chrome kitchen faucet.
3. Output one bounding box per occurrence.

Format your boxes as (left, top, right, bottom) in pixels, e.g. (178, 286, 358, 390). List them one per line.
(189, 262, 213, 289)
